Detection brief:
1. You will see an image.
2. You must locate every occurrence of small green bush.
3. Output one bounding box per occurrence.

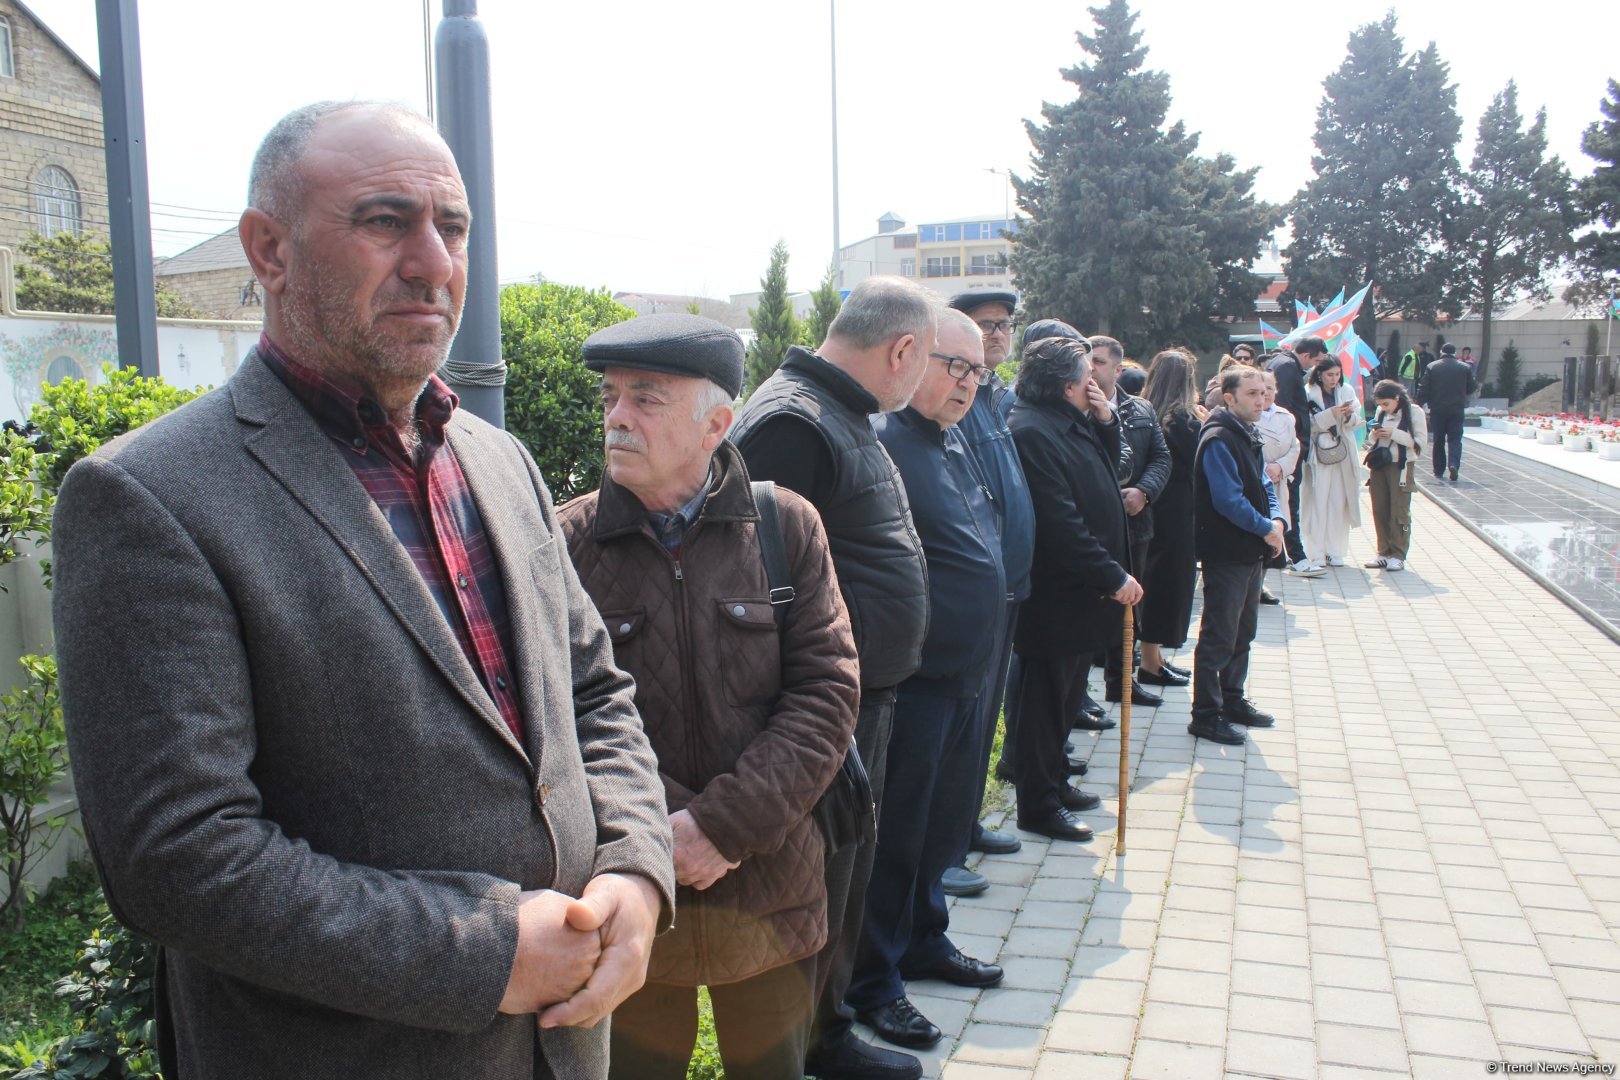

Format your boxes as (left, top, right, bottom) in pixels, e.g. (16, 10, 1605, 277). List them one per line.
(500, 283, 635, 504)
(0, 427, 52, 584)
(0, 656, 67, 933)
(26, 366, 203, 496)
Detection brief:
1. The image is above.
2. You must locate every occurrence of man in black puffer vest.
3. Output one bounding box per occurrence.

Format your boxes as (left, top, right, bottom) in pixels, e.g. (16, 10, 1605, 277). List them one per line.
(732, 275, 937, 1080)
(1190, 368, 1288, 746)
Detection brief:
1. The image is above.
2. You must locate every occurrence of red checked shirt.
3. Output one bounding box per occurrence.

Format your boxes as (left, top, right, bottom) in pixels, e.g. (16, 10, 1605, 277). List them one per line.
(258, 336, 524, 742)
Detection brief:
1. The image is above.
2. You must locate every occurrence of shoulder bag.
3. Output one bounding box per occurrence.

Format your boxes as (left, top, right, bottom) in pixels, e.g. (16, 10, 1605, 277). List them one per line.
(752, 480, 876, 855)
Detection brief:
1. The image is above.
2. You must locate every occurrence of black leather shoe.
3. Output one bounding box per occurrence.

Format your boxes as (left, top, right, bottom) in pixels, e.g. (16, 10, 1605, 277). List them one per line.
(1079, 690, 1106, 719)
(1072, 711, 1117, 731)
(1018, 808, 1095, 842)
(1064, 739, 1075, 754)
(1137, 665, 1189, 687)
(1105, 680, 1163, 707)
(1161, 660, 1191, 679)
(941, 866, 988, 897)
(1224, 697, 1275, 727)
(901, 947, 1004, 988)
(1187, 717, 1246, 745)
(994, 759, 1017, 783)
(857, 997, 942, 1050)
(1259, 588, 1281, 606)
(970, 828, 1022, 855)
(805, 1030, 923, 1080)
(1060, 785, 1101, 812)
(1066, 757, 1089, 777)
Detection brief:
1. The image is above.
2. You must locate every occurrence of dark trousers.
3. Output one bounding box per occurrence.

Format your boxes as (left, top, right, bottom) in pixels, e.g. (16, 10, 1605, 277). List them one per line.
(1283, 464, 1306, 563)
(1431, 407, 1465, 474)
(809, 692, 895, 1053)
(1106, 538, 1150, 684)
(1192, 559, 1264, 720)
(847, 688, 984, 1012)
(609, 957, 816, 1080)
(1011, 652, 1090, 820)
(964, 600, 1018, 853)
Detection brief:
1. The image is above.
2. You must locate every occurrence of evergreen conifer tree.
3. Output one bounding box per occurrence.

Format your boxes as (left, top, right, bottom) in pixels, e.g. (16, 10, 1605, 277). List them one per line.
(800, 263, 843, 350)
(1009, 0, 1275, 356)
(1286, 15, 1462, 346)
(1573, 80, 1620, 300)
(1497, 340, 1522, 404)
(1453, 82, 1576, 386)
(745, 240, 798, 395)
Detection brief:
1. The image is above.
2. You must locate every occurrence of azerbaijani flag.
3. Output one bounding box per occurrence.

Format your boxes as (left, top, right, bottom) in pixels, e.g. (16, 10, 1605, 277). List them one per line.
(1610, 294, 1619, 319)
(1259, 320, 1287, 348)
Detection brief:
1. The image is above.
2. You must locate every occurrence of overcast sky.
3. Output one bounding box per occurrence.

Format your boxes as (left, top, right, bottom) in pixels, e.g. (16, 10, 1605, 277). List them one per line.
(27, 0, 1618, 299)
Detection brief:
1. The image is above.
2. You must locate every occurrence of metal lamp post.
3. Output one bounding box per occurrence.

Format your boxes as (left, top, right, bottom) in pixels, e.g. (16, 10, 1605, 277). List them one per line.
(96, 0, 158, 377)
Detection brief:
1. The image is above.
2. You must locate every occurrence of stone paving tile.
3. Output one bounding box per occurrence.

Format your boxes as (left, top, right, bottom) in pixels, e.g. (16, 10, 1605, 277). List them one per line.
(928, 496, 1620, 1077)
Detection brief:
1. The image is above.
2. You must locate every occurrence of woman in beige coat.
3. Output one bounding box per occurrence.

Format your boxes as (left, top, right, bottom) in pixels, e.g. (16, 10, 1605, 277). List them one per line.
(1301, 356, 1365, 566)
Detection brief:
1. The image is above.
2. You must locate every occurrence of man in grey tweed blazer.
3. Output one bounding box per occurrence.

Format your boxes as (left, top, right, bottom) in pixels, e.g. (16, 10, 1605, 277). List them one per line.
(50, 102, 674, 1079)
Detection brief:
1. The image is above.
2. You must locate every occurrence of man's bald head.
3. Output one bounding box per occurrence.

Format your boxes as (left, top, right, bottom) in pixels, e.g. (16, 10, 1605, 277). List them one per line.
(248, 101, 441, 225)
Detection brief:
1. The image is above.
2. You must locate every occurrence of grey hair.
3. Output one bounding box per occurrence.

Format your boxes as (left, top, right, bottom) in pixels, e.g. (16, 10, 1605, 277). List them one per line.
(1016, 337, 1091, 408)
(826, 275, 941, 351)
(691, 379, 733, 421)
(247, 101, 432, 221)
(938, 307, 981, 340)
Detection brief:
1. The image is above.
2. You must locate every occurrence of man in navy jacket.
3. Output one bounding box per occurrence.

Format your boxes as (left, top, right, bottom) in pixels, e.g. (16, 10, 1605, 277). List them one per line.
(848, 310, 1008, 1053)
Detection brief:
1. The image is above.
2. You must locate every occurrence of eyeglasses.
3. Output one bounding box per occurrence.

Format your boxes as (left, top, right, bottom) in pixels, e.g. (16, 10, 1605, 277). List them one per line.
(976, 319, 1014, 335)
(930, 353, 995, 386)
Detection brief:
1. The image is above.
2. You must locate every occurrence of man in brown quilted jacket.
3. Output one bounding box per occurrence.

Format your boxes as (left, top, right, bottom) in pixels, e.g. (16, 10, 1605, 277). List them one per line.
(559, 313, 861, 1080)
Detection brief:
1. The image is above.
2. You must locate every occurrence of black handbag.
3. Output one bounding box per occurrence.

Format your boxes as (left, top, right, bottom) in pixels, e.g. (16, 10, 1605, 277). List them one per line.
(1364, 443, 1393, 470)
(752, 481, 876, 855)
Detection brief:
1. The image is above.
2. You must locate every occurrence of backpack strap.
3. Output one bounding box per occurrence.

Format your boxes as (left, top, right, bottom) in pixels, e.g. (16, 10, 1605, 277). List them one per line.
(751, 480, 796, 632)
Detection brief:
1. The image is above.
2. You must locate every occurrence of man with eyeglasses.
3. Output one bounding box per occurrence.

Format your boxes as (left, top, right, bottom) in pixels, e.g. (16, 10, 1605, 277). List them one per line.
(936, 289, 1035, 901)
(847, 308, 1009, 1053)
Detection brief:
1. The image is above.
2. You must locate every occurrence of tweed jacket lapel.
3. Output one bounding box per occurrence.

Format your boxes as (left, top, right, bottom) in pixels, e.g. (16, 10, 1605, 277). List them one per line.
(445, 418, 559, 767)
(229, 352, 524, 762)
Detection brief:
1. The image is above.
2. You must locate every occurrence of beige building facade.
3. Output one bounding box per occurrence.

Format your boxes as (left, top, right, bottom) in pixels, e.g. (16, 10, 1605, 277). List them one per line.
(0, 0, 106, 254)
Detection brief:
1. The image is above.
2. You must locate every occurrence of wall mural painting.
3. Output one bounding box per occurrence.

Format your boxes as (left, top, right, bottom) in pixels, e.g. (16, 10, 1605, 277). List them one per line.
(0, 322, 118, 418)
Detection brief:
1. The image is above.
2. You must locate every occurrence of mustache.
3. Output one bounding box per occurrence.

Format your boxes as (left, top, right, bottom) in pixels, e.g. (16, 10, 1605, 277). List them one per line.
(604, 430, 643, 453)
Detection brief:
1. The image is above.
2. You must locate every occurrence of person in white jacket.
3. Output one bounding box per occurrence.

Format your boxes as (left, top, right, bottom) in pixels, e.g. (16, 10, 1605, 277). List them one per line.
(1301, 356, 1365, 566)
(1363, 379, 1428, 571)
(1255, 372, 1300, 602)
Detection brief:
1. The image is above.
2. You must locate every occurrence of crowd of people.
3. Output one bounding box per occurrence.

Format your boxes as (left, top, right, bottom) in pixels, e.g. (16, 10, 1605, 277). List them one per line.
(48, 102, 1465, 1080)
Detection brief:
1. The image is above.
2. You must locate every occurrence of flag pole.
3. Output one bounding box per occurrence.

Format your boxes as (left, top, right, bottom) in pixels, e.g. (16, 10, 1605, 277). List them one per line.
(1116, 604, 1133, 855)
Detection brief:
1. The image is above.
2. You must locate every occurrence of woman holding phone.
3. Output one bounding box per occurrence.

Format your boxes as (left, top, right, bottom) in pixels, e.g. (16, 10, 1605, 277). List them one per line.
(1363, 379, 1427, 571)
(1300, 356, 1364, 567)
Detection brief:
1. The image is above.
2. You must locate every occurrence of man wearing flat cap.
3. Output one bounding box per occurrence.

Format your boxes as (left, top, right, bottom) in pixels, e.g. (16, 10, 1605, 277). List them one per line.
(560, 313, 860, 1079)
(935, 289, 1033, 899)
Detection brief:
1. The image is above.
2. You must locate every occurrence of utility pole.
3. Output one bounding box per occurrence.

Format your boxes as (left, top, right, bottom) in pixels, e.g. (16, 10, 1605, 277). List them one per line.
(96, 0, 158, 377)
(435, 0, 506, 427)
(830, 0, 841, 288)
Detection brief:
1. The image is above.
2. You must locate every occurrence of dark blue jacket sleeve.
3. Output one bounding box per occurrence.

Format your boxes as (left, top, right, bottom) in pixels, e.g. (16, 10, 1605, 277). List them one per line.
(1203, 441, 1275, 538)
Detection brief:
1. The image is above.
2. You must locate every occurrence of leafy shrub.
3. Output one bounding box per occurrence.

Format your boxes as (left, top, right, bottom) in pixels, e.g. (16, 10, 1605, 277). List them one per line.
(26, 367, 202, 496)
(0, 656, 66, 933)
(500, 283, 635, 504)
(12, 916, 160, 1079)
(0, 426, 52, 584)
(1497, 341, 1522, 404)
(15, 232, 199, 320)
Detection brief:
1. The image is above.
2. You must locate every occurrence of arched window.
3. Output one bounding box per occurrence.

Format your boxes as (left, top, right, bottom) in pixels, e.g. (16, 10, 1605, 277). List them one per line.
(34, 166, 81, 237)
(0, 17, 14, 79)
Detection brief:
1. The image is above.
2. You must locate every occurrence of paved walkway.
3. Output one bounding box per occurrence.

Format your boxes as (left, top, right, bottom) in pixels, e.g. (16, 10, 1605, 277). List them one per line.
(875, 492, 1620, 1079)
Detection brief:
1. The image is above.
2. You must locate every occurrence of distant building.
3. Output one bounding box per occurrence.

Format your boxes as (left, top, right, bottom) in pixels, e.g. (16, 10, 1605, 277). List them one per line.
(154, 227, 263, 323)
(0, 0, 108, 254)
(838, 211, 1017, 296)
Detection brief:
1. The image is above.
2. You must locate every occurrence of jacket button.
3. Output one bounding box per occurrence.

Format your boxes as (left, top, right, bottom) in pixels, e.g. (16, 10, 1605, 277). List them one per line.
(732, 605, 746, 617)
(619, 622, 632, 634)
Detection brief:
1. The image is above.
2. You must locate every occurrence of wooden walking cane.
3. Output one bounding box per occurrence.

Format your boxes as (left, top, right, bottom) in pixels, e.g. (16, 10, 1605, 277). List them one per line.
(1117, 604, 1133, 855)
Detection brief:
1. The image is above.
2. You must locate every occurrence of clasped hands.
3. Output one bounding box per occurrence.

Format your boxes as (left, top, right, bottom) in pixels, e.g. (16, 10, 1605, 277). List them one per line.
(497, 871, 661, 1029)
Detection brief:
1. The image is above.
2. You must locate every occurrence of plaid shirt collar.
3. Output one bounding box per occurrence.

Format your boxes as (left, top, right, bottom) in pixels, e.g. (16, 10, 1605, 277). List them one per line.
(257, 333, 457, 453)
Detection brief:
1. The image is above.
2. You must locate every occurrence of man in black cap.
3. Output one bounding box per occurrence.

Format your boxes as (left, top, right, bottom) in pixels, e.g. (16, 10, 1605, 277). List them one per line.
(731, 276, 936, 1080)
(560, 313, 862, 1079)
(936, 288, 1032, 900)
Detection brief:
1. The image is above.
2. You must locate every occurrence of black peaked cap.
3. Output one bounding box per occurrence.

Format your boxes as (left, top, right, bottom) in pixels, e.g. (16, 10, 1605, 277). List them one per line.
(949, 288, 1018, 316)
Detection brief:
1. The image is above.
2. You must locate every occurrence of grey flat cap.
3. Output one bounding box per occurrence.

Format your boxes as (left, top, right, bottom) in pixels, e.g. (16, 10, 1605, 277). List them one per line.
(580, 313, 745, 398)
(1021, 319, 1084, 348)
